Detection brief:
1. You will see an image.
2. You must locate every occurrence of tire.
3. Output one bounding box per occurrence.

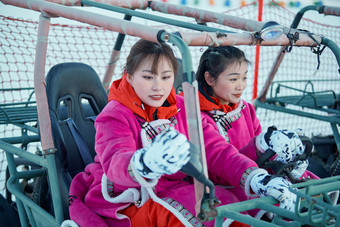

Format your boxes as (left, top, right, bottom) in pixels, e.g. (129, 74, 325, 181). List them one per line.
(31, 170, 50, 212)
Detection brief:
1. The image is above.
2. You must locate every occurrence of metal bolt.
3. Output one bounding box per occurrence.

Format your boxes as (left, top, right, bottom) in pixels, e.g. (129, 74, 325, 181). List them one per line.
(164, 34, 170, 42)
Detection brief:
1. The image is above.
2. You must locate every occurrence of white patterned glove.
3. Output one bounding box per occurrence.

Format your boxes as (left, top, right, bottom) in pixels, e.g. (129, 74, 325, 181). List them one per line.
(291, 160, 309, 179)
(250, 171, 297, 211)
(256, 126, 305, 164)
(132, 128, 191, 179)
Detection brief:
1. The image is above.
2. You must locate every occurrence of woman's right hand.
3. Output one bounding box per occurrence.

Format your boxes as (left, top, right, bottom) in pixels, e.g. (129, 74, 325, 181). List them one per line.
(132, 128, 191, 179)
(250, 171, 297, 211)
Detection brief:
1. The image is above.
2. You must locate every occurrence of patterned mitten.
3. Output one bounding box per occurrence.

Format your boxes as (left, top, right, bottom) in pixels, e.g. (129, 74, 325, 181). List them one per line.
(250, 171, 297, 211)
(132, 128, 190, 179)
(256, 126, 305, 164)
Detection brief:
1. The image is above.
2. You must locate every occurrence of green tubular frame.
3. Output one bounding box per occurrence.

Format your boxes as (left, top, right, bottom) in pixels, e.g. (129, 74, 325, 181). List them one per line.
(254, 5, 340, 154)
(161, 33, 194, 83)
(214, 176, 340, 227)
(81, 0, 235, 34)
(1, 139, 62, 227)
(291, 5, 340, 29)
(254, 98, 340, 152)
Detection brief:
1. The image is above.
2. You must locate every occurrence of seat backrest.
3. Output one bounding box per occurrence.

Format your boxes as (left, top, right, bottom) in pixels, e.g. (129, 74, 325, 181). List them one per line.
(45, 62, 108, 218)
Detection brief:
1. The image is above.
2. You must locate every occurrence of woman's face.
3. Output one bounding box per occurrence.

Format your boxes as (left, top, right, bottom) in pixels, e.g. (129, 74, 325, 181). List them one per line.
(127, 56, 175, 108)
(205, 61, 248, 105)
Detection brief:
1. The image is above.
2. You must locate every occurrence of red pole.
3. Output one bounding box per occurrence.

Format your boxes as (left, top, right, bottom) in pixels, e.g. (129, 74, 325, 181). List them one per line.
(253, 0, 263, 101)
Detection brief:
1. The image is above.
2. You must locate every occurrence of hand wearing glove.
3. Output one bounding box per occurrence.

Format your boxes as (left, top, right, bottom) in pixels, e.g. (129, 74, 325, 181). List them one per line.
(250, 170, 297, 211)
(291, 160, 309, 179)
(132, 128, 191, 179)
(256, 126, 305, 164)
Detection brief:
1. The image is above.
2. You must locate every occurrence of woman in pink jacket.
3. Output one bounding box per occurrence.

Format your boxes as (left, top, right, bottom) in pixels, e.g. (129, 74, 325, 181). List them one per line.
(68, 39, 297, 227)
(195, 46, 319, 187)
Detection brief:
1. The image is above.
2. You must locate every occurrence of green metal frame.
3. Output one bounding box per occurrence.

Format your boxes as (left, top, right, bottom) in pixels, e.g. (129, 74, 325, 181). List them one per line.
(254, 98, 340, 153)
(254, 6, 340, 152)
(81, 0, 235, 34)
(2, 141, 62, 226)
(0, 88, 39, 146)
(214, 176, 340, 227)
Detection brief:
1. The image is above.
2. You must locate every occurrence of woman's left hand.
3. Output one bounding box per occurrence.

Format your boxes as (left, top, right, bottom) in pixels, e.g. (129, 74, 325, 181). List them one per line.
(256, 126, 305, 164)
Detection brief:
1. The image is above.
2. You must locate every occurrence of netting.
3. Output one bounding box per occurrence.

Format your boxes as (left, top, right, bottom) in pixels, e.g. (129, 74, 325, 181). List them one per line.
(0, 1, 339, 196)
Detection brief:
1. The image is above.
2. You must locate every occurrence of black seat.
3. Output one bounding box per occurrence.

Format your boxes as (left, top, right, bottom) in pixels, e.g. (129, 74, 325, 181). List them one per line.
(42, 62, 108, 219)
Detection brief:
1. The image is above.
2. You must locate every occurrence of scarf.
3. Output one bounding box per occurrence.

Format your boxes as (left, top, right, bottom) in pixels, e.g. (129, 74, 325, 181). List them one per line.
(198, 86, 237, 113)
(108, 73, 178, 122)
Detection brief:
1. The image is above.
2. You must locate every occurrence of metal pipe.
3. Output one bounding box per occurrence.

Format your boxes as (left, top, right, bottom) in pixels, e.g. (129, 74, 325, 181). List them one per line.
(163, 33, 194, 83)
(291, 5, 340, 28)
(45, 153, 64, 224)
(150, 1, 264, 32)
(256, 5, 340, 103)
(7, 175, 59, 226)
(0, 135, 40, 145)
(34, 14, 54, 151)
(102, 14, 132, 91)
(0, 140, 47, 167)
(253, 100, 340, 125)
(321, 37, 340, 70)
(42, 0, 149, 8)
(5, 155, 29, 227)
(81, 0, 233, 33)
(178, 31, 321, 47)
(1, 0, 161, 42)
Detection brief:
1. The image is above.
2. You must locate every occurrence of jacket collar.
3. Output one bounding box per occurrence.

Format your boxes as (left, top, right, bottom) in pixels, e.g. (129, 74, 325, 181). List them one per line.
(198, 85, 237, 113)
(108, 73, 178, 122)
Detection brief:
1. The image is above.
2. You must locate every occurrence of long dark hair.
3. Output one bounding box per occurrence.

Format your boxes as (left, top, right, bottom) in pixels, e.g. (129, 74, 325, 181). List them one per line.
(196, 46, 250, 96)
(125, 39, 178, 77)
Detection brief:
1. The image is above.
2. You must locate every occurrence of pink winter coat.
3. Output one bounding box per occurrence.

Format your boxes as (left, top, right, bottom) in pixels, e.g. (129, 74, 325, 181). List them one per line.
(201, 100, 261, 162)
(69, 95, 258, 227)
(201, 99, 319, 182)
